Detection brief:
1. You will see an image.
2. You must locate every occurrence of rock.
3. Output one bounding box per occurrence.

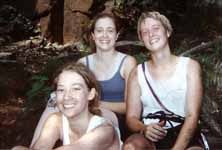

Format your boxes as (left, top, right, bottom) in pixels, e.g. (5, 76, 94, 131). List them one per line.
(63, 0, 93, 43)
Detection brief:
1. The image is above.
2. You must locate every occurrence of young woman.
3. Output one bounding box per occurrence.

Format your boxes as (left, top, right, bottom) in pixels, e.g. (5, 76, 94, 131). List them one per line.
(123, 11, 207, 150)
(78, 13, 137, 140)
(12, 62, 121, 150)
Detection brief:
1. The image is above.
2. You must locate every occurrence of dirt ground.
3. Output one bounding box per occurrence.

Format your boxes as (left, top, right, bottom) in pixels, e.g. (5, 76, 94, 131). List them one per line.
(0, 62, 43, 148)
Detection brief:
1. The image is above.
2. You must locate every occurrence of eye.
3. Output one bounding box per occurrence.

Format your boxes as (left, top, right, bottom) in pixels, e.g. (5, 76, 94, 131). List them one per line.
(153, 27, 160, 32)
(107, 29, 114, 33)
(141, 30, 148, 35)
(56, 88, 64, 93)
(71, 86, 82, 92)
(95, 29, 103, 33)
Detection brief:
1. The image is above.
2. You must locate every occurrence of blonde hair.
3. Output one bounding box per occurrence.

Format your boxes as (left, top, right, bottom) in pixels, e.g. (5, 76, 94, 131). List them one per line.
(137, 11, 173, 41)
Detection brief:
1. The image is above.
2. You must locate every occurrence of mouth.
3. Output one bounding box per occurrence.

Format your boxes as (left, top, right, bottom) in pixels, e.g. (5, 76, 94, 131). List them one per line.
(149, 38, 159, 45)
(63, 103, 76, 109)
(99, 40, 110, 44)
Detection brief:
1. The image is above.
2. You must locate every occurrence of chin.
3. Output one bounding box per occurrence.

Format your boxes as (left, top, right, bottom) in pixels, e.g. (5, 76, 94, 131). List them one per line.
(61, 109, 80, 118)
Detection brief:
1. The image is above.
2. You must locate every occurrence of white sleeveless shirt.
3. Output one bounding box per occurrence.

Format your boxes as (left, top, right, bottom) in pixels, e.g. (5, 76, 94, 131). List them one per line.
(62, 115, 122, 149)
(137, 57, 189, 128)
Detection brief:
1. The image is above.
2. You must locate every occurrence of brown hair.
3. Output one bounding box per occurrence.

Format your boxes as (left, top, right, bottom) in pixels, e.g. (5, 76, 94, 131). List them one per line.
(137, 11, 173, 41)
(52, 62, 101, 115)
(86, 13, 120, 52)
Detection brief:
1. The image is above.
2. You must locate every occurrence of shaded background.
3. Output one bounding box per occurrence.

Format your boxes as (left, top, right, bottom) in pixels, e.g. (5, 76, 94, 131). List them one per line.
(0, 0, 222, 149)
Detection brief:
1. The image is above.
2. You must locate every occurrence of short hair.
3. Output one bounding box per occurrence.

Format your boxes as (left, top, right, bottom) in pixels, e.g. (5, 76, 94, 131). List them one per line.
(137, 11, 173, 41)
(86, 13, 120, 52)
(52, 62, 101, 115)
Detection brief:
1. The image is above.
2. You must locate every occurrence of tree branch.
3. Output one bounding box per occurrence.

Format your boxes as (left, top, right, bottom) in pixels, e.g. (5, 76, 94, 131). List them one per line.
(180, 37, 222, 56)
(116, 40, 144, 47)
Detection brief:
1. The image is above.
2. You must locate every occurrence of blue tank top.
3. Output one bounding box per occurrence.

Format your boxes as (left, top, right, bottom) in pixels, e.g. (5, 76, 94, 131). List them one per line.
(86, 55, 127, 102)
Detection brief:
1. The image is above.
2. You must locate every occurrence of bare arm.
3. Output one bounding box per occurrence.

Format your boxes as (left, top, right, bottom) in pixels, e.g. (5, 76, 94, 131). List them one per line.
(126, 67, 167, 142)
(54, 123, 119, 150)
(172, 59, 203, 149)
(31, 106, 59, 147)
(100, 55, 137, 114)
(31, 113, 61, 150)
(126, 67, 145, 132)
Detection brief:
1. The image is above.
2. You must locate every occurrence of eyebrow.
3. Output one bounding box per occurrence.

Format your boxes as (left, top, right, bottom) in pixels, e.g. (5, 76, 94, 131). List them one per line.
(57, 83, 85, 87)
(95, 26, 116, 29)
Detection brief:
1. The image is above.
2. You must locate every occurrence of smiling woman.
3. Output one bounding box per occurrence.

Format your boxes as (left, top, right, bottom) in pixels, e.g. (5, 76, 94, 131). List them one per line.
(11, 62, 121, 150)
(124, 11, 207, 150)
(78, 13, 137, 141)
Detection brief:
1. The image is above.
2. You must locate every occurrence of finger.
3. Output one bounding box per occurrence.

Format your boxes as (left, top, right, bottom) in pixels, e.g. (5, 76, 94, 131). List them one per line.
(153, 125, 167, 136)
(159, 120, 166, 127)
(145, 130, 160, 142)
(144, 128, 163, 142)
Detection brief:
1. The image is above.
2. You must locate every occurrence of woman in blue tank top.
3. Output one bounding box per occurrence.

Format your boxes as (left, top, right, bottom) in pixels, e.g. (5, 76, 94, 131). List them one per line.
(78, 13, 137, 140)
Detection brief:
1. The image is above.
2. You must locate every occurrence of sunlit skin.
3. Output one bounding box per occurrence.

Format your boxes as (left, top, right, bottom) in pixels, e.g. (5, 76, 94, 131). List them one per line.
(56, 71, 93, 119)
(140, 18, 170, 57)
(79, 16, 137, 114)
(92, 17, 118, 52)
(28, 14, 136, 147)
(12, 70, 120, 150)
(125, 15, 203, 150)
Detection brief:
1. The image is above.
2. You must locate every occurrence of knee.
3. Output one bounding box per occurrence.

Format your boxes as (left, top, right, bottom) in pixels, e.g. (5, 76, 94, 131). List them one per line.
(187, 146, 204, 150)
(11, 145, 28, 150)
(123, 133, 155, 150)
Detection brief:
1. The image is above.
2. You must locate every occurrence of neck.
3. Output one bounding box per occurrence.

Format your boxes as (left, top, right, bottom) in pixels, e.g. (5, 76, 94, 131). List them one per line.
(95, 50, 118, 62)
(150, 47, 175, 68)
(68, 111, 93, 136)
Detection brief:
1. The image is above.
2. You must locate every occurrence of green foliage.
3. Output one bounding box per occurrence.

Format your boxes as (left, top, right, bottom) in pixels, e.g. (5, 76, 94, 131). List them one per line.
(25, 58, 65, 111)
(25, 75, 52, 110)
(182, 41, 222, 135)
(134, 52, 149, 64)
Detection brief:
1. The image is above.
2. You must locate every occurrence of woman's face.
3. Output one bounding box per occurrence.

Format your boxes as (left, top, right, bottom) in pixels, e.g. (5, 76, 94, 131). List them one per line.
(140, 17, 170, 52)
(56, 71, 95, 118)
(92, 17, 118, 52)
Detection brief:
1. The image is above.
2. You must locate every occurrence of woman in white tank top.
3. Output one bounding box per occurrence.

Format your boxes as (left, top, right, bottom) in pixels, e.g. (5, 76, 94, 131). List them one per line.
(12, 62, 121, 150)
(124, 11, 206, 150)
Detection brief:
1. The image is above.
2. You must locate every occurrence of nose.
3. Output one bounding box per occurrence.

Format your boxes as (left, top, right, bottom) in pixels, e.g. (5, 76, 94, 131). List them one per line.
(102, 30, 108, 37)
(148, 30, 154, 37)
(64, 90, 71, 100)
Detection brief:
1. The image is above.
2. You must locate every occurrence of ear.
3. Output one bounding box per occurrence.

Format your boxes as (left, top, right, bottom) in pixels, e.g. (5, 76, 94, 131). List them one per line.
(91, 32, 95, 41)
(167, 31, 170, 38)
(116, 32, 120, 40)
(88, 88, 96, 101)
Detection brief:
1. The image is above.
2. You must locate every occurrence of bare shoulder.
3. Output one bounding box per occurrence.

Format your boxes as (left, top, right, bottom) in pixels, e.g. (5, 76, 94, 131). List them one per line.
(77, 56, 86, 64)
(123, 54, 137, 66)
(77, 54, 94, 64)
(121, 54, 137, 77)
(187, 58, 201, 74)
(44, 112, 61, 128)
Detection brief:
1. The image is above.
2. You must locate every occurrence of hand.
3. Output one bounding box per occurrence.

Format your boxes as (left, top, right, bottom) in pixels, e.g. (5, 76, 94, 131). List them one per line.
(143, 120, 167, 142)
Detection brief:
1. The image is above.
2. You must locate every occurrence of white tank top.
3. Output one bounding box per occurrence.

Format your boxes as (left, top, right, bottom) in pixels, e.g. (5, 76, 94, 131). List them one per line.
(62, 115, 122, 149)
(137, 57, 189, 128)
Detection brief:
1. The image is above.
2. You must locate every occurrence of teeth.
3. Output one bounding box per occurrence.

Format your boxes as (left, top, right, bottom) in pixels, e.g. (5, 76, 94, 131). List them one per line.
(150, 39, 158, 44)
(100, 40, 109, 43)
(64, 104, 75, 108)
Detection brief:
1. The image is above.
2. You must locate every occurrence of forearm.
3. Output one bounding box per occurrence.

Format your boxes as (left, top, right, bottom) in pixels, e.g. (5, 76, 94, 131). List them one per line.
(100, 101, 125, 114)
(127, 117, 146, 133)
(172, 116, 199, 149)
